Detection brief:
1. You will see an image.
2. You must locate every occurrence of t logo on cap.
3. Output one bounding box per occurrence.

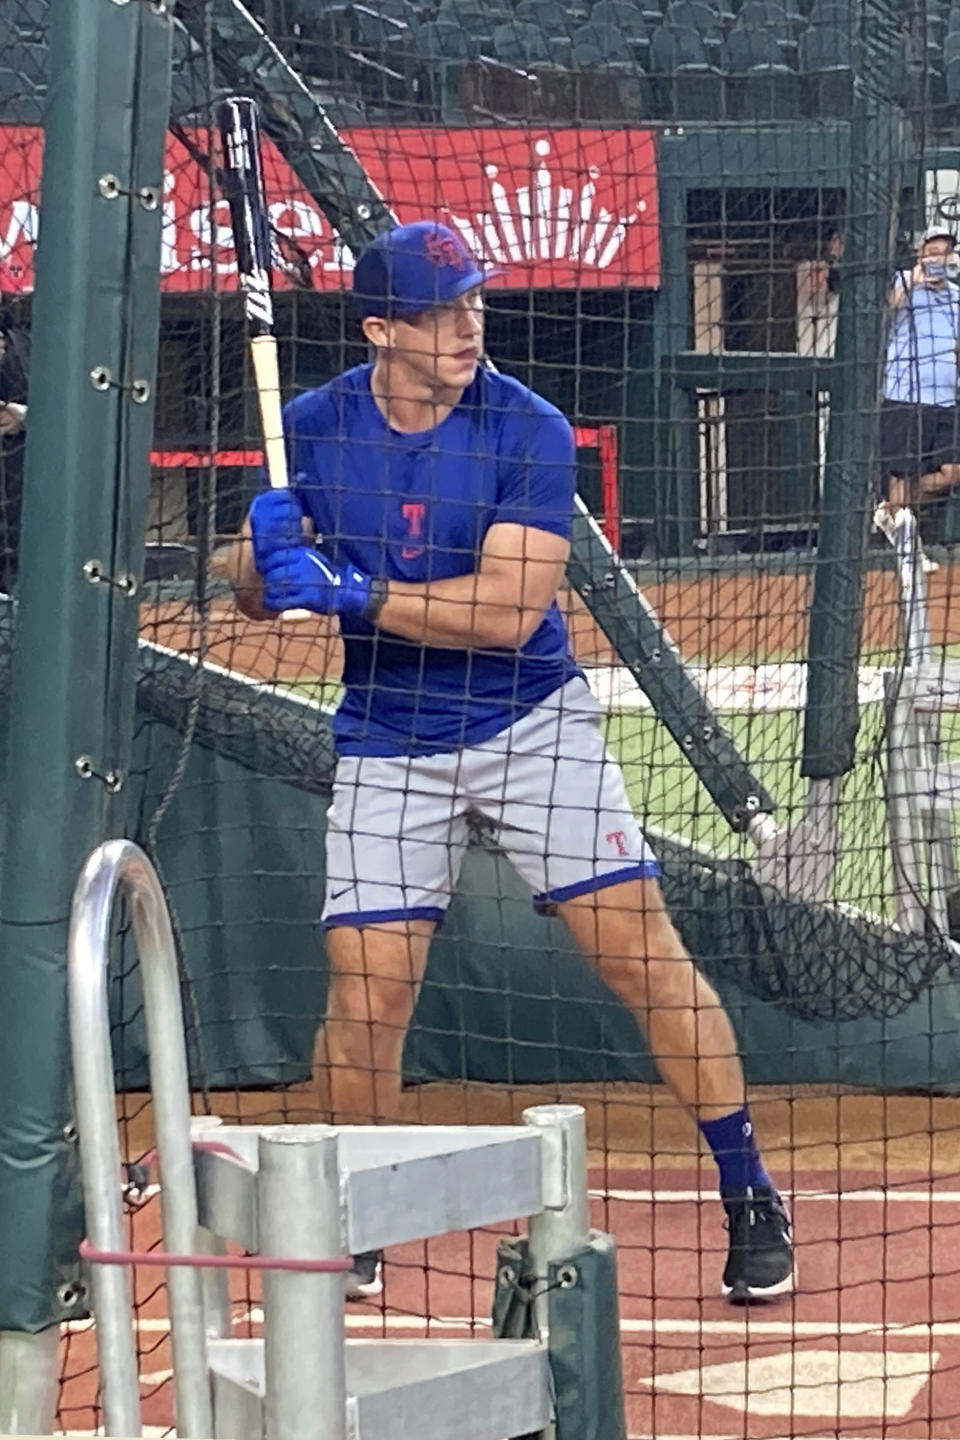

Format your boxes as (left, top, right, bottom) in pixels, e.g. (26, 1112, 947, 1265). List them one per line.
(424, 233, 470, 271)
(352, 220, 500, 319)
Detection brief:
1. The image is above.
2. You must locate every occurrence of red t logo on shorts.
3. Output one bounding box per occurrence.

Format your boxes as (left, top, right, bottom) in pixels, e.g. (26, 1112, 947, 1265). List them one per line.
(605, 830, 628, 858)
(401, 502, 426, 560)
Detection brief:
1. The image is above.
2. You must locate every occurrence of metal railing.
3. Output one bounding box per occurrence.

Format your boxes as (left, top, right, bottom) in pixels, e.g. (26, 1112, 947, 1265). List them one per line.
(68, 838, 213, 1438)
(67, 839, 601, 1440)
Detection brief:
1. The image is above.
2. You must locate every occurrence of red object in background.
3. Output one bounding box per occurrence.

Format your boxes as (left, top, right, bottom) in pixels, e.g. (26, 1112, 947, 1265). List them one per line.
(0, 125, 659, 295)
(150, 426, 622, 550)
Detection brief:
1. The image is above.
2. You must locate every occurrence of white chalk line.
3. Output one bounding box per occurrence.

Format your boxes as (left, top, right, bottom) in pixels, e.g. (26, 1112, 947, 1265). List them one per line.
(592, 1187, 960, 1205)
(64, 1311, 960, 1341)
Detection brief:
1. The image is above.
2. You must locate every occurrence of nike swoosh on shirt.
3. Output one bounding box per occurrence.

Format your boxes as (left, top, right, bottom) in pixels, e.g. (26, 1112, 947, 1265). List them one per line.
(330, 885, 355, 900)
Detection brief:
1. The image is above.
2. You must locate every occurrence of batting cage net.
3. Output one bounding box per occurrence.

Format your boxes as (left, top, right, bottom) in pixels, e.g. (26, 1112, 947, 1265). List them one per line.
(7, 0, 960, 1436)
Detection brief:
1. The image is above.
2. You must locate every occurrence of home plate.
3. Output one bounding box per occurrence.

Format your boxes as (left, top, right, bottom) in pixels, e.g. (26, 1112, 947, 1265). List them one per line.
(638, 1350, 938, 1418)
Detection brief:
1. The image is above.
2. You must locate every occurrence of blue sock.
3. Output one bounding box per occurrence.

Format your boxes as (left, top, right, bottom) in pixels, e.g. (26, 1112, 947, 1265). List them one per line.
(699, 1106, 772, 1197)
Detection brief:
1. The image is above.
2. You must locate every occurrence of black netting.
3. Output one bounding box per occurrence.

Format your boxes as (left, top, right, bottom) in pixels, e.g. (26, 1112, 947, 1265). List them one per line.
(13, 8, 960, 1430)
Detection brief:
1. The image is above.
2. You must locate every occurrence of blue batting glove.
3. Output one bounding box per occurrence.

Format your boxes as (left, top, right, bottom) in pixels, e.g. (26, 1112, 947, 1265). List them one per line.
(249, 489, 306, 574)
(260, 545, 373, 619)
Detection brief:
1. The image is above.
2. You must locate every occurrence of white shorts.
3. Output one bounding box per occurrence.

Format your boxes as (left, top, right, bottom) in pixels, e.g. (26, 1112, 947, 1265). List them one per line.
(323, 677, 660, 929)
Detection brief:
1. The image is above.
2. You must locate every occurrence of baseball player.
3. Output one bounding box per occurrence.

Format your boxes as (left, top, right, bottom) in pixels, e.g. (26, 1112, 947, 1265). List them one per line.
(227, 221, 794, 1303)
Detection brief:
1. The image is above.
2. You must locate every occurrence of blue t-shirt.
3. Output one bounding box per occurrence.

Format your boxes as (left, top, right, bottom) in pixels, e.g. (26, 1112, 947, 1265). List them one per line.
(884, 271, 960, 407)
(281, 363, 582, 756)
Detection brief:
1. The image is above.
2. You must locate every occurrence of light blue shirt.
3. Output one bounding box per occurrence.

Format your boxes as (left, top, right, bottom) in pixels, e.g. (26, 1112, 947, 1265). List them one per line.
(884, 270, 960, 407)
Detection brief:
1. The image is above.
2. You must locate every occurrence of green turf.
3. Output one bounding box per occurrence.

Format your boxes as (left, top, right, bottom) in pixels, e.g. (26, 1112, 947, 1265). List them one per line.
(609, 706, 890, 913)
(287, 674, 960, 918)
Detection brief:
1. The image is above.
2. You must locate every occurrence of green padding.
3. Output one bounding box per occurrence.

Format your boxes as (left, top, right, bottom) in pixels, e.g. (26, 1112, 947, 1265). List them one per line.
(492, 1233, 627, 1440)
(548, 1233, 627, 1440)
(491, 1237, 533, 1341)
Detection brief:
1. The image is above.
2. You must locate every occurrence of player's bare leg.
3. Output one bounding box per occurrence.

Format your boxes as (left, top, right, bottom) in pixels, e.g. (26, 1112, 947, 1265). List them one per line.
(558, 876, 743, 1119)
(559, 875, 795, 1300)
(314, 919, 434, 1125)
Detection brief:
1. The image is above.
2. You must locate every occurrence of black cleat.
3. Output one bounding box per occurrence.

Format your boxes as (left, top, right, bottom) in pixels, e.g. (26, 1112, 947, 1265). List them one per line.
(721, 1187, 795, 1302)
(345, 1249, 383, 1300)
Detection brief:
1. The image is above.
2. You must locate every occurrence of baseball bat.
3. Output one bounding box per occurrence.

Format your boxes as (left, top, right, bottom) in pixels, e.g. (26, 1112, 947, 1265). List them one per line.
(216, 95, 311, 617)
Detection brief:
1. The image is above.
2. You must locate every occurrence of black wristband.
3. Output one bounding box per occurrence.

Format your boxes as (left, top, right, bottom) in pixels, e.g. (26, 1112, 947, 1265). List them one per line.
(361, 576, 389, 626)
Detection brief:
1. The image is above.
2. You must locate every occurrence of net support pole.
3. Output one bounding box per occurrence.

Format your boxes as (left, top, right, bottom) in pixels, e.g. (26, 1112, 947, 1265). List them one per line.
(0, 0, 173, 1396)
(0, 1329, 59, 1436)
(802, 53, 906, 779)
(258, 1127, 348, 1440)
(568, 498, 775, 829)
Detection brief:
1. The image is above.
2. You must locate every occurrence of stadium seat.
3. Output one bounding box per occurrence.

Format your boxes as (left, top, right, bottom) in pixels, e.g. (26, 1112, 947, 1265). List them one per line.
(415, 19, 473, 117)
(436, 0, 498, 49)
(798, 21, 855, 117)
(926, 0, 946, 50)
(282, 1, 353, 85)
(516, 0, 576, 36)
(591, 0, 646, 29)
(666, 0, 723, 40)
(946, 53, 960, 108)
(0, 19, 45, 122)
(752, 0, 802, 20)
(169, 19, 212, 122)
(569, 19, 651, 113)
(416, 20, 473, 60)
(806, 0, 856, 31)
(574, 12, 651, 65)
(351, 4, 413, 62)
(509, 2, 577, 64)
(724, 20, 799, 118)
(649, 20, 725, 119)
(664, 0, 724, 61)
(628, 0, 672, 28)
(944, 27, 960, 106)
(492, 19, 556, 67)
(737, 0, 796, 55)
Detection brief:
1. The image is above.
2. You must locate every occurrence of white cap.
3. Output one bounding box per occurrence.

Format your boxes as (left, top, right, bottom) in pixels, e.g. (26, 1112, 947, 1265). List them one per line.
(921, 222, 957, 246)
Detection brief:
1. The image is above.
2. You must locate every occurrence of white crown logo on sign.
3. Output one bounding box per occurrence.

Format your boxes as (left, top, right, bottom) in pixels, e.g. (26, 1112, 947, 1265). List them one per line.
(446, 139, 646, 271)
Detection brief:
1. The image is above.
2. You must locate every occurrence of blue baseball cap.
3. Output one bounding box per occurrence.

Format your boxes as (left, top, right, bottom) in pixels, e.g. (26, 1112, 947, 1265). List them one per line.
(352, 221, 496, 319)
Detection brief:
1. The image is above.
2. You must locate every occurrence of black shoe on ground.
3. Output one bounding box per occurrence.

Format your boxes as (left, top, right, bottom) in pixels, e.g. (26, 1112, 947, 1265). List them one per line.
(345, 1249, 383, 1301)
(721, 1186, 795, 1302)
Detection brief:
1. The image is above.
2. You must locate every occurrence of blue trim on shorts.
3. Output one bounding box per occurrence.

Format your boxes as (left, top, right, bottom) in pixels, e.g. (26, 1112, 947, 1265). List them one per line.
(322, 905, 446, 932)
(533, 861, 661, 912)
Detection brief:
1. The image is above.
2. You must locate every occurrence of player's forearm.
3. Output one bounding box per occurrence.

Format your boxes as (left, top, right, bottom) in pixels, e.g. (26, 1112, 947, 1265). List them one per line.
(225, 533, 271, 620)
(377, 572, 545, 649)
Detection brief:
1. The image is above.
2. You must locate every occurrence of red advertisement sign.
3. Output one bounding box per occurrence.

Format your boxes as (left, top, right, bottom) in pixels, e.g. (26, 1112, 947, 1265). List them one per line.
(0, 125, 659, 295)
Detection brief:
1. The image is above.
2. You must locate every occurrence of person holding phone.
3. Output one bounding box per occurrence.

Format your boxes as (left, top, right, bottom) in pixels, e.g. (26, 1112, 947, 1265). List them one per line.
(880, 224, 960, 514)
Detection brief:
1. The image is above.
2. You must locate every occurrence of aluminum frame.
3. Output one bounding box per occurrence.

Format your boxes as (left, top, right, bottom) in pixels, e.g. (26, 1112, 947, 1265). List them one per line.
(68, 838, 213, 1438)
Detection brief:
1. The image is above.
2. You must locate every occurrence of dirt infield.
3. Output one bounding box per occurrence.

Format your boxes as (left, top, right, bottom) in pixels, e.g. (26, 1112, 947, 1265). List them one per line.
(57, 1085, 960, 1438)
(141, 562, 960, 684)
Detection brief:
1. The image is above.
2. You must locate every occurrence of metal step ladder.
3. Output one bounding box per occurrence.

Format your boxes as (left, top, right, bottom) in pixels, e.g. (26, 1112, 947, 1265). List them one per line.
(68, 839, 594, 1440)
(880, 508, 960, 934)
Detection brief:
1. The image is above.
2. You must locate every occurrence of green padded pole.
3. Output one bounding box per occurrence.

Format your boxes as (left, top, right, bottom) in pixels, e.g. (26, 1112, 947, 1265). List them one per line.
(802, 56, 906, 778)
(0, 0, 173, 1377)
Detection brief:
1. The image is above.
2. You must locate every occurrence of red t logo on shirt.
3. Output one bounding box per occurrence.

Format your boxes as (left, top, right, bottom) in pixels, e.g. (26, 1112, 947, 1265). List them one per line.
(401, 502, 426, 559)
